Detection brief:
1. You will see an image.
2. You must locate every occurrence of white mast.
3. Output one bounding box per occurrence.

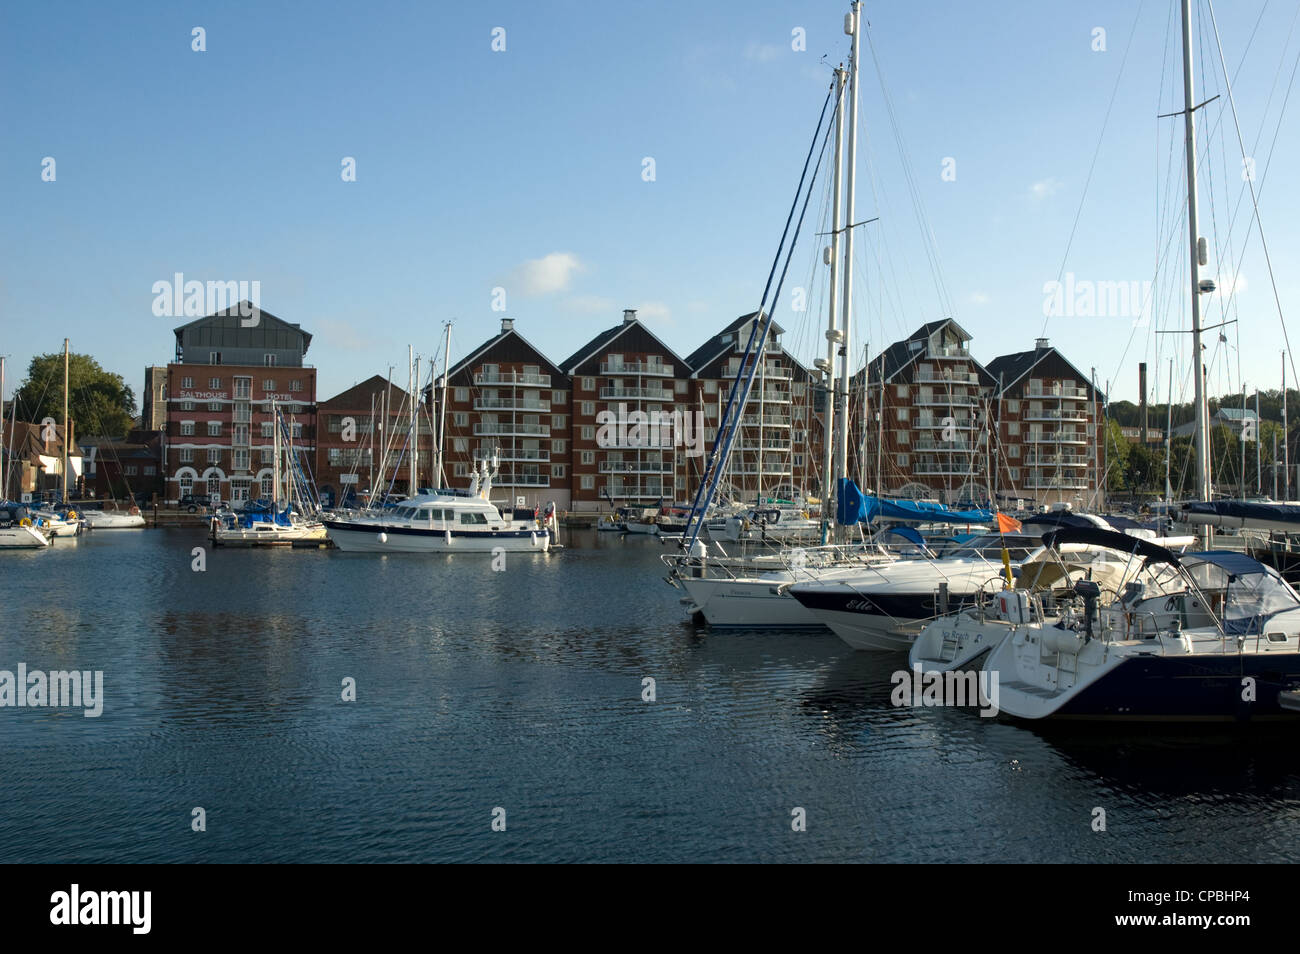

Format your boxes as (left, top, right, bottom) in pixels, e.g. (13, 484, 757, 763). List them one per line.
(820, 65, 846, 543)
(836, 2, 861, 497)
(272, 398, 281, 506)
(437, 321, 451, 488)
(62, 338, 70, 501)
(408, 345, 417, 497)
(1180, 0, 1212, 500)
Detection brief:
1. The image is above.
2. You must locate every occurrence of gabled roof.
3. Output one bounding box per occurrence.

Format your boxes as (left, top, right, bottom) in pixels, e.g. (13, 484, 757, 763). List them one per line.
(985, 343, 1105, 401)
(444, 324, 566, 385)
(864, 318, 979, 384)
(319, 374, 412, 409)
(172, 301, 312, 352)
(559, 316, 688, 375)
(683, 311, 788, 377)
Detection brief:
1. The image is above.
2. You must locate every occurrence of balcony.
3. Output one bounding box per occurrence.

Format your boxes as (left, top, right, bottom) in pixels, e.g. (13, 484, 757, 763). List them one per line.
(1025, 476, 1090, 490)
(1026, 431, 1089, 444)
(474, 423, 550, 437)
(1023, 408, 1089, 422)
(735, 440, 791, 452)
(914, 394, 978, 407)
(916, 371, 979, 385)
(1027, 385, 1090, 400)
(1025, 454, 1090, 467)
(599, 461, 673, 474)
(475, 448, 550, 462)
(914, 416, 976, 430)
(599, 387, 674, 401)
(912, 439, 978, 452)
(741, 414, 791, 428)
(474, 371, 552, 387)
(913, 462, 987, 476)
(928, 345, 970, 359)
(729, 464, 794, 476)
(496, 474, 550, 487)
(473, 397, 551, 412)
(600, 362, 674, 377)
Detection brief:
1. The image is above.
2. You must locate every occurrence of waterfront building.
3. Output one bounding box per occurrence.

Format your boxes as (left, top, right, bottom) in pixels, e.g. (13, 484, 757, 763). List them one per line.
(986, 338, 1106, 508)
(433, 318, 572, 510)
(316, 375, 433, 508)
(79, 429, 164, 501)
(163, 302, 317, 504)
(141, 367, 168, 430)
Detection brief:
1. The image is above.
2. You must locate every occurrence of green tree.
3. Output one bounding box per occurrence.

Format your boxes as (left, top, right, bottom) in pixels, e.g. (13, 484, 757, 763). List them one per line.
(11, 353, 136, 438)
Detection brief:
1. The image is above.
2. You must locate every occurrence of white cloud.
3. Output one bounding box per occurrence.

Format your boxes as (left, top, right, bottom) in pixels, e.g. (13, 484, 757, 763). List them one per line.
(967, 291, 990, 305)
(508, 252, 584, 296)
(1029, 178, 1061, 200)
(636, 301, 673, 323)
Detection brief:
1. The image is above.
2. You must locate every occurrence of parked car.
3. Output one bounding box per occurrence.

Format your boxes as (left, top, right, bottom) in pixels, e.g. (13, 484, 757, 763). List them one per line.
(178, 493, 212, 513)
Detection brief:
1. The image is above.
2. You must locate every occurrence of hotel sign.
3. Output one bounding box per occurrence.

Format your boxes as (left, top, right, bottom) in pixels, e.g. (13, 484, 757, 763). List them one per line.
(179, 390, 227, 400)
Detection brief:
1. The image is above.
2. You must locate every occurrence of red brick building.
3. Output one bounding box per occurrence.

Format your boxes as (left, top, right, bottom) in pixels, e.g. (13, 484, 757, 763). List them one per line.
(316, 375, 433, 507)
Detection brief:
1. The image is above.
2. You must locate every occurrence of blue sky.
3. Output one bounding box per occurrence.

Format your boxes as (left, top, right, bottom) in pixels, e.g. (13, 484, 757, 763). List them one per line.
(4, 0, 1299, 409)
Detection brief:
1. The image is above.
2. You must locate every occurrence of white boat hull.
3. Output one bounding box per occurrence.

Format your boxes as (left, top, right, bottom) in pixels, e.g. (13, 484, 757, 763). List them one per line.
(82, 511, 146, 529)
(677, 575, 825, 629)
(325, 523, 550, 553)
(0, 525, 51, 548)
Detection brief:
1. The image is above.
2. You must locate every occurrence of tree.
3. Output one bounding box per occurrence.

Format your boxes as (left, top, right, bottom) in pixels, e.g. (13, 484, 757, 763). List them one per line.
(11, 353, 136, 438)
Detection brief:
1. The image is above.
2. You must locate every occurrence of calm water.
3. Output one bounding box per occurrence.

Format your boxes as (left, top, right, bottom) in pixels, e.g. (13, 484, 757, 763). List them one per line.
(1, 527, 1298, 863)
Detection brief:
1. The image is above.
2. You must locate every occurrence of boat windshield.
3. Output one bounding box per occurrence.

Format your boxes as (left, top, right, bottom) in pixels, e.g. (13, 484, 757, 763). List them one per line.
(1182, 552, 1300, 633)
(943, 533, 1038, 561)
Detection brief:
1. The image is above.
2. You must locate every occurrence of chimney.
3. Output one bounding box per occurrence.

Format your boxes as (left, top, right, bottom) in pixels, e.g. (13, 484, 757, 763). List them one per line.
(623, 309, 637, 325)
(1035, 337, 1049, 352)
(501, 317, 514, 333)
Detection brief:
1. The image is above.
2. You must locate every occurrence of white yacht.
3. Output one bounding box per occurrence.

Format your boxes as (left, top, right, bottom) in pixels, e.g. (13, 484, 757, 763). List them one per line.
(82, 506, 146, 529)
(324, 458, 553, 553)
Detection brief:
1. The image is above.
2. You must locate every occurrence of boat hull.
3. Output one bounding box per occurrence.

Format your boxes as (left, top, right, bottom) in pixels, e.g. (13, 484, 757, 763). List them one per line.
(324, 521, 551, 553)
(677, 576, 826, 629)
(0, 525, 51, 548)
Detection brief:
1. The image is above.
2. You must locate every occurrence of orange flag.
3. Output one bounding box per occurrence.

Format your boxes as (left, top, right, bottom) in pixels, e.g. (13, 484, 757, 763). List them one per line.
(996, 512, 1022, 534)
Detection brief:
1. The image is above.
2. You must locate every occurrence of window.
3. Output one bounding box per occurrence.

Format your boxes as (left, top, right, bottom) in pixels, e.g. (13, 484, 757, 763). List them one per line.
(415, 508, 432, 521)
(209, 352, 222, 365)
(180, 421, 195, 436)
(233, 450, 249, 470)
(581, 402, 595, 416)
(182, 376, 194, 389)
(453, 438, 467, 452)
(261, 423, 274, 438)
(581, 426, 594, 441)
(896, 408, 908, 422)
(551, 439, 564, 454)
(553, 390, 567, 404)
(896, 454, 909, 467)
(455, 387, 469, 402)
(793, 454, 804, 467)
(234, 378, 251, 399)
(180, 400, 195, 411)
(124, 465, 138, 477)
(704, 381, 717, 394)
(264, 354, 276, 366)
(207, 421, 222, 436)
(179, 449, 194, 463)
(209, 377, 221, 389)
(290, 379, 301, 392)
(263, 379, 276, 391)
(1007, 400, 1020, 413)
(581, 377, 594, 391)
(208, 401, 221, 412)
(581, 450, 595, 465)
(552, 464, 565, 478)
(580, 475, 594, 489)
(453, 412, 468, 427)
(552, 415, 567, 429)
(459, 511, 488, 525)
(454, 462, 470, 477)
(1007, 422, 1020, 435)
(1009, 468, 1020, 481)
(1008, 445, 1020, 458)
(896, 384, 907, 398)
(178, 476, 193, 496)
(143, 465, 156, 476)
(897, 431, 909, 444)
(675, 380, 687, 394)
(208, 449, 221, 465)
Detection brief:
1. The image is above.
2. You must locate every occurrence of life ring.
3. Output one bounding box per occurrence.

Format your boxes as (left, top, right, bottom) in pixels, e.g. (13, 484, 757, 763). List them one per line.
(129, 506, 140, 515)
(19, 518, 31, 527)
(66, 510, 77, 519)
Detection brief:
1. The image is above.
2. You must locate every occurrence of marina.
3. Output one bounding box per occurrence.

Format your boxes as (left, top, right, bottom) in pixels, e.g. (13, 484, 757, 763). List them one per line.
(6, 0, 1300, 893)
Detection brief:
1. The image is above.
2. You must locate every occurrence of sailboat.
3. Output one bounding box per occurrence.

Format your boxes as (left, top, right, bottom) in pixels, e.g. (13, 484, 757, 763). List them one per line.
(211, 401, 326, 546)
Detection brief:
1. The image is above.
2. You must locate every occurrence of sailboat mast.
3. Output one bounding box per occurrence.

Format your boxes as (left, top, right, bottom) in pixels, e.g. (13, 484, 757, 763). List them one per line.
(438, 321, 451, 488)
(272, 398, 281, 505)
(836, 2, 861, 496)
(1165, 358, 1174, 500)
(1284, 352, 1290, 500)
(62, 338, 69, 501)
(820, 65, 846, 544)
(1180, 0, 1212, 500)
(408, 345, 417, 497)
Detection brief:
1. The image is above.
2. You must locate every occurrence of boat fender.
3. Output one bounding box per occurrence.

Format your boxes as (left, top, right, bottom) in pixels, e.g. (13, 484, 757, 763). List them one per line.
(378, 532, 388, 544)
(444, 530, 452, 546)
(530, 531, 537, 547)
(742, 517, 751, 532)
(1042, 628, 1084, 656)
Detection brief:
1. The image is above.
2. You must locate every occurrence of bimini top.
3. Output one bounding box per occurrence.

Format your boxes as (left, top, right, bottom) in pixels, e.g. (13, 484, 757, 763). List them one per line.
(1040, 526, 1180, 565)
(1181, 551, 1300, 634)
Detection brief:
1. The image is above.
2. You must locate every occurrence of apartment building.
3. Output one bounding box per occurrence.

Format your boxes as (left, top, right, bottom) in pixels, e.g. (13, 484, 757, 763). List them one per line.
(684, 313, 820, 504)
(857, 319, 998, 504)
(163, 303, 316, 504)
(433, 318, 572, 510)
(986, 338, 1105, 507)
(561, 309, 691, 508)
(316, 375, 433, 508)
